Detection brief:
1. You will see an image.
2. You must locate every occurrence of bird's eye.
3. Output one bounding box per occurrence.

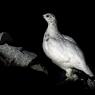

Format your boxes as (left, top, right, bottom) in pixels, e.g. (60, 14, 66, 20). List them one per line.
(46, 14, 50, 18)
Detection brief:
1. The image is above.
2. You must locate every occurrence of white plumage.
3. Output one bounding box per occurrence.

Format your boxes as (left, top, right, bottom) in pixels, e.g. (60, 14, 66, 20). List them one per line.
(42, 13, 94, 80)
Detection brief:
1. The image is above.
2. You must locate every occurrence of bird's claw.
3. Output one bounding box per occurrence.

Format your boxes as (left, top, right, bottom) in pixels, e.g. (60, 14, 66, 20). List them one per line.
(66, 74, 78, 81)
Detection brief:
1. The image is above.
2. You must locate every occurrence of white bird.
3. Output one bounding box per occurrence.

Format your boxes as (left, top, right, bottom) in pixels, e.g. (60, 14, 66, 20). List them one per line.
(42, 13, 94, 81)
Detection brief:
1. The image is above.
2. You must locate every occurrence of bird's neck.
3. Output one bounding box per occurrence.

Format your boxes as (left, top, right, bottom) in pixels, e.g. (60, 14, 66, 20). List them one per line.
(46, 23, 59, 37)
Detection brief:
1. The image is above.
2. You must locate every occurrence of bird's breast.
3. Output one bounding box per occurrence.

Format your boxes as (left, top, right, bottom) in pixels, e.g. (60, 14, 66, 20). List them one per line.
(43, 37, 70, 63)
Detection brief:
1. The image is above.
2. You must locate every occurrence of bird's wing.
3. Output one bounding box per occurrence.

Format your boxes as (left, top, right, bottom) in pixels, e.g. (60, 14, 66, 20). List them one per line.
(62, 42, 93, 76)
(62, 34, 76, 44)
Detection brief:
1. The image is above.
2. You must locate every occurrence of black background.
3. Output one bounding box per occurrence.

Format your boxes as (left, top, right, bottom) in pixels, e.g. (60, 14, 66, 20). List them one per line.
(0, 2, 95, 94)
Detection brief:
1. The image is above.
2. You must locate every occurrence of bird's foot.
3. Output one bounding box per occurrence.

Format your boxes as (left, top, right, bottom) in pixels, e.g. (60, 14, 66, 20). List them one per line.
(66, 74, 78, 81)
(65, 68, 78, 81)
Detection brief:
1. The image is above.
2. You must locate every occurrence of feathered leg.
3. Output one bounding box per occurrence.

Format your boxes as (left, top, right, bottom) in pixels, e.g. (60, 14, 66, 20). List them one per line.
(65, 68, 78, 81)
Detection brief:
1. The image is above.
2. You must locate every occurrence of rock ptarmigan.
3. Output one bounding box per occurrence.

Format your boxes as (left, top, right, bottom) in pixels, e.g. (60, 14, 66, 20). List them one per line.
(42, 13, 94, 82)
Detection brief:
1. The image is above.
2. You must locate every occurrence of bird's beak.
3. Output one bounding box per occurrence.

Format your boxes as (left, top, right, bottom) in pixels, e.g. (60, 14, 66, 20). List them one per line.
(43, 14, 46, 20)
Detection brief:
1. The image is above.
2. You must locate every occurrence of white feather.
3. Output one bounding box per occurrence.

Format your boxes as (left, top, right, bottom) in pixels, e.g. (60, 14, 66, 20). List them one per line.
(42, 13, 94, 79)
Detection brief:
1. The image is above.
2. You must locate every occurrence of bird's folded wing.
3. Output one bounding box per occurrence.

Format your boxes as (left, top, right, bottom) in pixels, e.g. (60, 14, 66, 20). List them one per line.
(62, 34, 76, 44)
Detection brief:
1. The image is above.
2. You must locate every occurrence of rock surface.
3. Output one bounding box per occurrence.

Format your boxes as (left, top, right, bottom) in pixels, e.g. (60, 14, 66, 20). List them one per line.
(0, 32, 47, 74)
(0, 43, 37, 66)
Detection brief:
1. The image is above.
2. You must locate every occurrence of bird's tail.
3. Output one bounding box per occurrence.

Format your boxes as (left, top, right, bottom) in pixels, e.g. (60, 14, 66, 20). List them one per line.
(81, 63, 94, 77)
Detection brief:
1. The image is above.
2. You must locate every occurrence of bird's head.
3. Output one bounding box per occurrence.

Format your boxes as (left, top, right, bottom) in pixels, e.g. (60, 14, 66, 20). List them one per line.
(43, 13, 56, 25)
